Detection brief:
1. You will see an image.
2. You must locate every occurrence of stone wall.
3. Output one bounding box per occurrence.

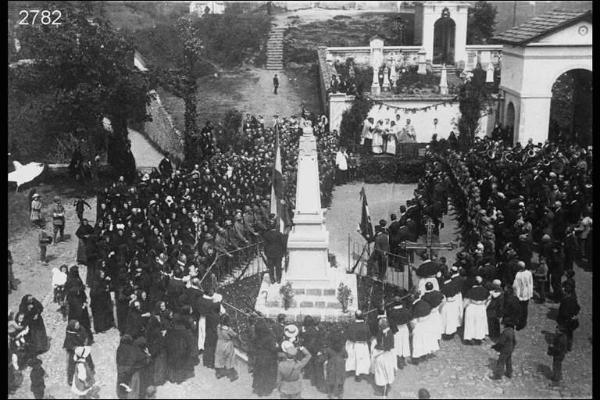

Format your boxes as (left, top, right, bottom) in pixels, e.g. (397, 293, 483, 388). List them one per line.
(142, 90, 185, 163)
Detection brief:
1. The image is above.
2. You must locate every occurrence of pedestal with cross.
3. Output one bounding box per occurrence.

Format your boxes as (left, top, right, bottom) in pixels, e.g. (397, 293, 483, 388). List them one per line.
(399, 218, 456, 288)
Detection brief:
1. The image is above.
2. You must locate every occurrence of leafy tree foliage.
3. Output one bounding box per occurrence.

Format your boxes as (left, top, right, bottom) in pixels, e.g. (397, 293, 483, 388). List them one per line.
(9, 2, 152, 168)
(339, 95, 374, 150)
(456, 66, 495, 149)
(467, 1, 497, 44)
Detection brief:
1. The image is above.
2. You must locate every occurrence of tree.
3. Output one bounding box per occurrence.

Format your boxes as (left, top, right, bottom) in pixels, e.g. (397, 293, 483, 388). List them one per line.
(456, 66, 494, 150)
(10, 2, 152, 169)
(339, 95, 374, 150)
(467, 1, 497, 44)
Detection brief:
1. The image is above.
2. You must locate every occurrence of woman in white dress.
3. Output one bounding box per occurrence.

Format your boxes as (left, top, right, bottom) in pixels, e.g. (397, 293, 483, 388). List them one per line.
(462, 276, 490, 344)
(372, 317, 397, 396)
(387, 297, 411, 368)
(440, 269, 463, 339)
(371, 120, 384, 154)
(409, 299, 432, 364)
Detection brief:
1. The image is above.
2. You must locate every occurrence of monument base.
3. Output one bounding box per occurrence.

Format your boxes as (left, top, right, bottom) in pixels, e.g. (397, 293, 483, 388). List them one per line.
(254, 264, 358, 323)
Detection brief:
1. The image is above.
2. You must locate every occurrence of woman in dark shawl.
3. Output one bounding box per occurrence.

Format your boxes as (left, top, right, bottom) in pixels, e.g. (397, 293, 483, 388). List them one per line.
(116, 281, 133, 335)
(90, 269, 115, 333)
(165, 313, 195, 384)
(251, 319, 279, 396)
(202, 298, 221, 369)
(66, 285, 93, 344)
(116, 334, 136, 399)
(130, 337, 152, 400)
(125, 300, 146, 339)
(63, 320, 93, 386)
(146, 302, 169, 386)
(300, 315, 326, 392)
(18, 295, 48, 355)
(75, 219, 94, 270)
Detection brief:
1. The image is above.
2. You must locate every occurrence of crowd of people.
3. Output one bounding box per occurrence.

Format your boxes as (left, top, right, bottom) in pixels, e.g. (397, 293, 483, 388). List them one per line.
(9, 112, 343, 399)
(8, 109, 591, 398)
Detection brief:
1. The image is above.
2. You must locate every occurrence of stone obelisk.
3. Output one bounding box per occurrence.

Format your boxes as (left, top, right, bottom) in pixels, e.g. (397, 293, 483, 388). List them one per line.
(255, 126, 357, 321)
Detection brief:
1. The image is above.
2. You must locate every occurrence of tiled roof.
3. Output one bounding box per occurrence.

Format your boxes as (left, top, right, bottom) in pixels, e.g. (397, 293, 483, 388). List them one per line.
(491, 9, 592, 45)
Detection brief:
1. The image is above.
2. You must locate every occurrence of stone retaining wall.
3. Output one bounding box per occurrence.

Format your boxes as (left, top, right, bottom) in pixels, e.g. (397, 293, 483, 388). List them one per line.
(142, 90, 185, 163)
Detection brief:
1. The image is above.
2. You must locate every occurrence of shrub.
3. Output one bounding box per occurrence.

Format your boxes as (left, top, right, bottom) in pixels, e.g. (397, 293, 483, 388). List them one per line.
(337, 282, 352, 313)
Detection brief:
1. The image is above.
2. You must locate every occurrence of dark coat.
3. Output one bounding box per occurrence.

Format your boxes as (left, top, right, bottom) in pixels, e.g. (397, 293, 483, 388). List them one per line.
(262, 229, 287, 259)
(492, 326, 516, 355)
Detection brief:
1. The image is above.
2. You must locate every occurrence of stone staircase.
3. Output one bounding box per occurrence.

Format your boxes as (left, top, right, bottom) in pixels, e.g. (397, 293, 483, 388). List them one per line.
(266, 26, 286, 70)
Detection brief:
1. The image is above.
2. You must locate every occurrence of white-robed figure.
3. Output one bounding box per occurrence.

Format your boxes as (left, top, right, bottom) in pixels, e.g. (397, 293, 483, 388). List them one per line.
(371, 120, 384, 154)
(371, 316, 397, 396)
(345, 310, 372, 380)
(385, 120, 398, 155)
(440, 267, 463, 338)
(386, 296, 411, 369)
(409, 298, 432, 364)
(462, 276, 490, 343)
(421, 282, 445, 344)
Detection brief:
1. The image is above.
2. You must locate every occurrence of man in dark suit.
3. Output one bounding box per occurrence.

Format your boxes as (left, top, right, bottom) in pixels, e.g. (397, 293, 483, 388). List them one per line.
(490, 322, 516, 380)
(158, 153, 173, 177)
(262, 221, 287, 284)
(548, 324, 568, 385)
(373, 220, 390, 280)
(388, 214, 402, 268)
(273, 73, 279, 95)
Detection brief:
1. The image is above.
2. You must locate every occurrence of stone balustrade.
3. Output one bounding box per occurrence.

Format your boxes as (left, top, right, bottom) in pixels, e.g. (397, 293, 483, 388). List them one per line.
(464, 44, 503, 71)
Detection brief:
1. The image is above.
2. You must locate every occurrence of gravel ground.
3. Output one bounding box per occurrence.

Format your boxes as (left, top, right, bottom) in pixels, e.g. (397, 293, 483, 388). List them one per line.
(8, 182, 592, 399)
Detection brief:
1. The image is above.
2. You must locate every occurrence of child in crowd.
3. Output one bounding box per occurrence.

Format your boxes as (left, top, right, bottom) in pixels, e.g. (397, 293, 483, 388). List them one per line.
(29, 358, 46, 399)
(52, 264, 69, 319)
(214, 314, 239, 382)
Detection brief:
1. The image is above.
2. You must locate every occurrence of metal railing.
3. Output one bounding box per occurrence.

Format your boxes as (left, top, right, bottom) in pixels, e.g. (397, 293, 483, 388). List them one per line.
(199, 241, 268, 289)
(348, 238, 413, 291)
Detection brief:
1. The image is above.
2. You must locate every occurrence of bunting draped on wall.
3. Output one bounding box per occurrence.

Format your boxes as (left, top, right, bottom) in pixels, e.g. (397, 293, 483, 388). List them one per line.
(365, 96, 459, 114)
(365, 96, 495, 117)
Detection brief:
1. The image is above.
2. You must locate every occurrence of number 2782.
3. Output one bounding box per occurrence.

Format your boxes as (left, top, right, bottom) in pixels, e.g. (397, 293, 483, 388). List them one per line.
(19, 10, 62, 25)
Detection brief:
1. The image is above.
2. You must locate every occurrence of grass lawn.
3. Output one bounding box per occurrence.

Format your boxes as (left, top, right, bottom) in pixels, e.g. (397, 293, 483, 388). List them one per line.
(158, 65, 322, 133)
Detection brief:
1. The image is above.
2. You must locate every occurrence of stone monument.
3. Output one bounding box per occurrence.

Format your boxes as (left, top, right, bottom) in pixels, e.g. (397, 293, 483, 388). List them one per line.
(255, 127, 358, 321)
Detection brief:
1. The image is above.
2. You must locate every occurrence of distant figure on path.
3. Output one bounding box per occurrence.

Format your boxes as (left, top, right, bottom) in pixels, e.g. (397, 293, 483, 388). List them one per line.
(159, 153, 173, 177)
(273, 73, 279, 95)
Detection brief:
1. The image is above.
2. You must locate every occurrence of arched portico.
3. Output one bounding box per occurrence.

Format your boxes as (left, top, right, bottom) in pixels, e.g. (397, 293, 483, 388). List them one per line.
(492, 10, 592, 145)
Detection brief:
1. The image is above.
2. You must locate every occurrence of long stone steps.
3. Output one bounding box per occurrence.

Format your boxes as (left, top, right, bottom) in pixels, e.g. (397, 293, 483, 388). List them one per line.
(266, 25, 285, 71)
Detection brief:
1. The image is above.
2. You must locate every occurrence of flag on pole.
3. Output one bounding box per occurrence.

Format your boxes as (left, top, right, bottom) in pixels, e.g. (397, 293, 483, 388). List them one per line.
(358, 186, 374, 242)
(270, 123, 286, 233)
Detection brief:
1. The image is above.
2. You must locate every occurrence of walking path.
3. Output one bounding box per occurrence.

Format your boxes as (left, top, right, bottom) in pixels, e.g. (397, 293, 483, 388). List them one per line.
(127, 126, 163, 169)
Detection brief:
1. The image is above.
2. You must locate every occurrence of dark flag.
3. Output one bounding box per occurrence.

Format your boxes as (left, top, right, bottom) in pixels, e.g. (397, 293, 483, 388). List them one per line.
(358, 186, 374, 242)
(270, 123, 289, 232)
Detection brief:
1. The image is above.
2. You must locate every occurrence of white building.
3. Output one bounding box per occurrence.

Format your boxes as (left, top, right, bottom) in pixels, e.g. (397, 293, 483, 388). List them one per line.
(189, 1, 225, 16)
(491, 9, 592, 145)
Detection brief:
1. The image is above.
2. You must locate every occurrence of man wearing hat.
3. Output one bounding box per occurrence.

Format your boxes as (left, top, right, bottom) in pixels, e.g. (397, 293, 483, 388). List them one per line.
(51, 196, 66, 244)
(512, 261, 533, 330)
(345, 310, 371, 380)
(486, 281, 504, 340)
(277, 341, 312, 399)
(30, 193, 44, 228)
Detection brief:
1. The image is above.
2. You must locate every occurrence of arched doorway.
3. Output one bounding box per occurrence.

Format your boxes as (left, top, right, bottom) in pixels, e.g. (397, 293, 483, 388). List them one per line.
(433, 9, 456, 65)
(506, 102, 515, 143)
(549, 69, 593, 146)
